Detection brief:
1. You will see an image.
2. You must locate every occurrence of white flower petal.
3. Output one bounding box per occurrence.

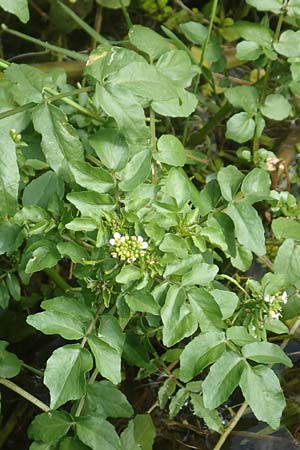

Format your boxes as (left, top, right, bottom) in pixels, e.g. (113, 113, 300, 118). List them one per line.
(109, 239, 115, 245)
(137, 236, 144, 242)
(141, 241, 148, 249)
(113, 232, 121, 239)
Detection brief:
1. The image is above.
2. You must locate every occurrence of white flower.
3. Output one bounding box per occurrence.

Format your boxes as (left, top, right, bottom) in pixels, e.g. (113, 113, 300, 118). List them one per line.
(109, 238, 115, 245)
(113, 232, 121, 239)
(264, 295, 270, 303)
(141, 241, 148, 249)
(282, 291, 288, 304)
(137, 236, 144, 242)
(270, 310, 281, 320)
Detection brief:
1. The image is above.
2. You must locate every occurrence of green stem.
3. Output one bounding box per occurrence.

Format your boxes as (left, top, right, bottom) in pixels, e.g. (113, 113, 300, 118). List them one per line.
(213, 402, 249, 450)
(43, 87, 100, 121)
(1, 24, 88, 62)
(217, 274, 250, 298)
(261, 12, 285, 103)
(0, 378, 50, 412)
(182, 0, 219, 144)
(44, 267, 71, 292)
(119, 0, 133, 29)
(57, 1, 108, 45)
(21, 362, 43, 377)
(0, 102, 35, 120)
(0, 87, 93, 121)
(150, 107, 158, 183)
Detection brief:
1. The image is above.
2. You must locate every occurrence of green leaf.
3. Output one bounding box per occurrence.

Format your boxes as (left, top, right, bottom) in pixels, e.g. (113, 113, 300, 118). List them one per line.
(274, 30, 300, 57)
(0, 285, 9, 309)
(179, 21, 208, 44)
(203, 351, 245, 409)
(272, 218, 300, 240)
(116, 265, 141, 284)
(70, 161, 115, 193)
(23, 171, 64, 208)
(119, 149, 151, 191)
(0, 0, 29, 22)
(107, 62, 178, 101)
(41, 296, 94, 321)
(265, 318, 289, 334)
(159, 233, 189, 258)
(260, 94, 291, 120)
(65, 217, 98, 232)
(0, 340, 21, 378)
(59, 437, 90, 450)
(210, 290, 239, 319)
(0, 222, 21, 255)
(94, 84, 149, 145)
(28, 411, 72, 444)
(226, 112, 255, 143)
(217, 165, 244, 201)
(156, 50, 199, 88)
(85, 44, 144, 84)
(169, 388, 189, 419)
(161, 285, 198, 347)
(225, 86, 259, 114)
(235, 21, 274, 45)
(179, 332, 225, 382)
(288, 0, 300, 17)
(0, 131, 19, 217)
(57, 241, 89, 264)
(188, 287, 223, 332)
(32, 103, 84, 182)
(239, 365, 286, 428)
(129, 25, 171, 61)
(125, 290, 160, 315)
(67, 191, 114, 218)
(231, 244, 253, 272)
(226, 202, 266, 256)
(190, 394, 224, 433)
(81, 380, 133, 418)
(6, 273, 21, 301)
(241, 168, 270, 203)
(236, 41, 262, 61)
(245, 0, 283, 13)
(121, 415, 155, 450)
(88, 335, 121, 385)
(44, 344, 93, 409)
(76, 416, 121, 450)
(27, 311, 86, 340)
(226, 326, 256, 346)
(242, 342, 292, 367)
(25, 243, 61, 274)
(158, 377, 177, 409)
(5, 64, 51, 104)
(152, 87, 198, 118)
(155, 134, 186, 167)
(89, 129, 128, 171)
(181, 262, 219, 286)
(274, 239, 300, 285)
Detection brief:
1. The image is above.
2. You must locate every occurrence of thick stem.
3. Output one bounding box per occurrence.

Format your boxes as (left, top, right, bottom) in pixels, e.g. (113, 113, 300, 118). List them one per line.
(43, 87, 100, 121)
(119, 0, 133, 29)
(182, 0, 219, 144)
(44, 267, 71, 292)
(213, 402, 249, 450)
(0, 86, 93, 121)
(0, 378, 50, 412)
(1, 25, 88, 62)
(21, 362, 43, 377)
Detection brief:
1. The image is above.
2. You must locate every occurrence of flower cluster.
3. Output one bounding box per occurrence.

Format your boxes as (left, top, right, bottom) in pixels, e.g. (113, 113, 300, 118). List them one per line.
(109, 232, 148, 263)
(264, 291, 288, 320)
